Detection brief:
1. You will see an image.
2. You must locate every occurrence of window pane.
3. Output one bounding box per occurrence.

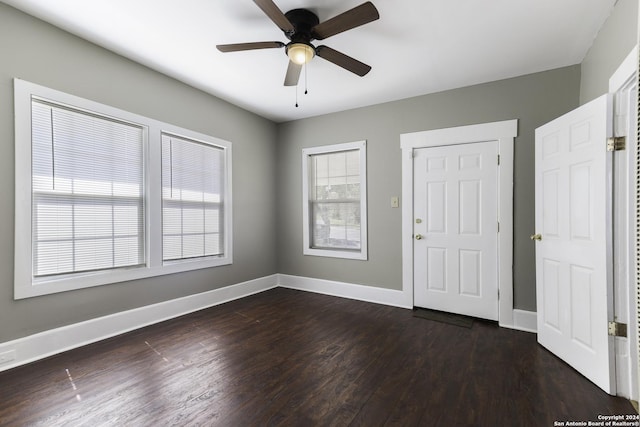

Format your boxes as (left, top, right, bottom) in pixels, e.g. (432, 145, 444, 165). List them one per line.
(35, 241, 73, 276)
(163, 236, 182, 261)
(311, 149, 360, 201)
(162, 133, 225, 262)
(182, 234, 205, 259)
(312, 202, 361, 250)
(35, 203, 72, 240)
(205, 234, 221, 255)
(114, 237, 142, 266)
(309, 148, 362, 251)
(31, 100, 145, 277)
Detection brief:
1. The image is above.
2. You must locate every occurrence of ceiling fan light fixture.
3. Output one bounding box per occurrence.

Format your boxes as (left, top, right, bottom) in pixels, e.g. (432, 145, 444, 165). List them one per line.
(287, 43, 315, 65)
(217, 2, 380, 87)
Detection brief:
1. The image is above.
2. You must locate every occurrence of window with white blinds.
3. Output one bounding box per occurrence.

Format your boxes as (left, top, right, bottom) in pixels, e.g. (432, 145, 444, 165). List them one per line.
(302, 141, 368, 260)
(31, 100, 145, 276)
(162, 134, 225, 262)
(14, 79, 233, 299)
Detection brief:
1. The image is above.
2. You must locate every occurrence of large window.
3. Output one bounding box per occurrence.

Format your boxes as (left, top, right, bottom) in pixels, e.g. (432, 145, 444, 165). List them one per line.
(302, 141, 367, 260)
(14, 79, 232, 299)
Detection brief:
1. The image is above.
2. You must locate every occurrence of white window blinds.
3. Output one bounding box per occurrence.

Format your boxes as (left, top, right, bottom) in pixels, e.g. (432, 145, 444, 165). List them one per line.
(31, 99, 145, 277)
(162, 133, 225, 262)
(15, 80, 234, 298)
(309, 149, 362, 250)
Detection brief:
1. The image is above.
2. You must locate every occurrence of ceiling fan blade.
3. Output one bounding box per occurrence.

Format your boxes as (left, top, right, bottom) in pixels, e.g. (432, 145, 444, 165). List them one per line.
(315, 45, 371, 76)
(284, 61, 303, 86)
(311, 2, 379, 40)
(253, 0, 295, 33)
(216, 41, 285, 52)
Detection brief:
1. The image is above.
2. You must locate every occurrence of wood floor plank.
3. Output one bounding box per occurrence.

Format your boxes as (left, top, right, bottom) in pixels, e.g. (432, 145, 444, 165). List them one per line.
(258, 305, 405, 426)
(0, 288, 635, 426)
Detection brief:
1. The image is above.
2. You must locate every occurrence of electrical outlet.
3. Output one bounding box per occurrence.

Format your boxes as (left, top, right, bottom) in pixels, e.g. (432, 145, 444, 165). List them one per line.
(0, 350, 16, 365)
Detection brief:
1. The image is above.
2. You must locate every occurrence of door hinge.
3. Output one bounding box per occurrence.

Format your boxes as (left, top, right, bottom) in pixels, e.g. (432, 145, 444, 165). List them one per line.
(497, 222, 500, 233)
(606, 136, 626, 152)
(497, 154, 500, 165)
(608, 321, 628, 337)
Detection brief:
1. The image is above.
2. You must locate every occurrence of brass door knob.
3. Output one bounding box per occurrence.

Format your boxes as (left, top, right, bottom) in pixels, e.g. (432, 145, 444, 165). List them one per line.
(415, 234, 423, 240)
(530, 234, 542, 241)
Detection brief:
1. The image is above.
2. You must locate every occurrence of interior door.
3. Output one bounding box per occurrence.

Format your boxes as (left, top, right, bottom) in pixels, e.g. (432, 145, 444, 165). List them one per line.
(534, 94, 615, 394)
(413, 141, 499, 320)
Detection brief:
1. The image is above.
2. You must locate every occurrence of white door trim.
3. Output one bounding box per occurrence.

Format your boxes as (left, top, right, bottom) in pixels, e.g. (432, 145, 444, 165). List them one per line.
(608, 45, 638, 400)
(609, 46, 637, 95)
(400, 119, 517, 327)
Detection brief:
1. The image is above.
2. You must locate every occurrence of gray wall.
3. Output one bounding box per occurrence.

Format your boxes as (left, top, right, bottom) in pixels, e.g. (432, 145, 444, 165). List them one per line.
(0, 4, 278, 342)
(275, 0, 638, 313)
(1, 0, 634, 344)
(580, 0, 638, 104)
(276, 66, 581, 311)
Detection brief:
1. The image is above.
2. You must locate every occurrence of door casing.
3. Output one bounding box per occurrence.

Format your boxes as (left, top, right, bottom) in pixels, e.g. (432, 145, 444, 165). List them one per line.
(400, 119, 517, 327)
(608, 45, 638, 400)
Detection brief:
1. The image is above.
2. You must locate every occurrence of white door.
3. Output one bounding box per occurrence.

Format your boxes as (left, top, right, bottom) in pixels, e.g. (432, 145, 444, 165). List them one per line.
(534, 94, 615, 394)
(413, 141, 499, 320)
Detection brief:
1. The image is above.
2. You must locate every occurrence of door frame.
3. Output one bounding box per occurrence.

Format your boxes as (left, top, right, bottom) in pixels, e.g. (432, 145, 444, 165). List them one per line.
(400, 119, 518, 328)
(608, 45, 638, 399)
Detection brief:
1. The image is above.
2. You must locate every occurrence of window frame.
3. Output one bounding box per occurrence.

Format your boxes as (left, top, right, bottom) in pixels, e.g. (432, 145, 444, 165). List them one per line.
(302, 140, 368, 260)
(160, 131, 228, 263)
(29, 98, 148, 278)
(14, 79, 233, 299)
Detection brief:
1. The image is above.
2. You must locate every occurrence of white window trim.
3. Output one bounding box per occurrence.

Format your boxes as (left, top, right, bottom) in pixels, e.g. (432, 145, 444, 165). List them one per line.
(14, 79, 233, 299)
(302, 140, 368, 260)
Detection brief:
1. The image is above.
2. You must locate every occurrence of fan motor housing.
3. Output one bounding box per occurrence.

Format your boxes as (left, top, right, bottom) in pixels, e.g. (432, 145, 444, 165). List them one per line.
(284, 9, 319, 42)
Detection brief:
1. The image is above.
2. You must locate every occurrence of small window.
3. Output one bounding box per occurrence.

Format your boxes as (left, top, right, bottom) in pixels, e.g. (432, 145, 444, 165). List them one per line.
(302, 141, 367, 260)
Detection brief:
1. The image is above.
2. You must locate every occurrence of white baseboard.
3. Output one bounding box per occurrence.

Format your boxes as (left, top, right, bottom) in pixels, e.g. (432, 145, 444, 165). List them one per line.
(510, 309, 538, 333)
(0, 275, 278, 372)
(277, 275, 538, 333)
(0, 274, 537, 372)
(277, 274, 412, 309)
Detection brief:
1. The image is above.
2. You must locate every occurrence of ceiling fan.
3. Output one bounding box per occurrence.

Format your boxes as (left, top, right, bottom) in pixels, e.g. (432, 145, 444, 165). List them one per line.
(216, 0, 380, 86)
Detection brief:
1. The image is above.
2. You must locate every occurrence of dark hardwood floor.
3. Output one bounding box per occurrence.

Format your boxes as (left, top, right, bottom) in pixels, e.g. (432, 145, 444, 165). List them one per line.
(0, 288, 635, 426)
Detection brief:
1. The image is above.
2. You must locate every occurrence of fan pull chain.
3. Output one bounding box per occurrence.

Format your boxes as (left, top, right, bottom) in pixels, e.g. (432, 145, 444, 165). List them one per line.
(304, 61, 308, 95)
(295, 59, 309, 108)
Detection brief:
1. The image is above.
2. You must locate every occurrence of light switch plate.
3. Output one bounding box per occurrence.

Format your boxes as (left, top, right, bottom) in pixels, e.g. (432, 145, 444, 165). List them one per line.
(391, 197, 399, 208)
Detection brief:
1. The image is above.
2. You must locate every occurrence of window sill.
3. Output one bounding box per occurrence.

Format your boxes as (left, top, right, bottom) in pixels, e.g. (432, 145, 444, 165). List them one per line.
(303, 247, 367, 260)
(15, 256, 233, 300)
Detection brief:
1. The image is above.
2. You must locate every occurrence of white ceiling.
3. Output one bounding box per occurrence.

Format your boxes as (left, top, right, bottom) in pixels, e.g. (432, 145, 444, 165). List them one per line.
(2, 0, 616, 123)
